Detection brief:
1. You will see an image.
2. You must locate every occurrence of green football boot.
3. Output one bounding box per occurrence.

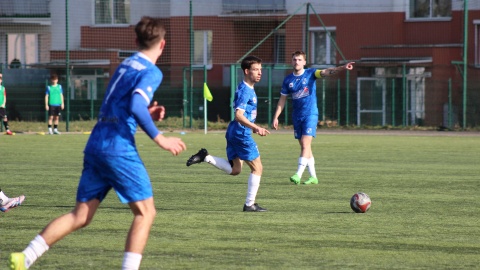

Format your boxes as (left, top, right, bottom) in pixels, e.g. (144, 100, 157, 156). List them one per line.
(290, 174, 301, 185)
(303, 177, 318, 185)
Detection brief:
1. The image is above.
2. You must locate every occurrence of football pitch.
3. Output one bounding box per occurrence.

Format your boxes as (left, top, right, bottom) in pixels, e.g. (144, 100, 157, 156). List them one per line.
(1, 131, 479, 269)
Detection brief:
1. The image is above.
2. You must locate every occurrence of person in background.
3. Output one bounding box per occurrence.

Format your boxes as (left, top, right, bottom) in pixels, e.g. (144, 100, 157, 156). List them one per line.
(0, 73, 13, 135)
(45, 74, 64, 135)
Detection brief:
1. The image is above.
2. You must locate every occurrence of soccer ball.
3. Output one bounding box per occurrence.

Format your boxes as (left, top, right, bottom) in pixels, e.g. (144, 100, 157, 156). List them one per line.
(350, 192, 371, 213)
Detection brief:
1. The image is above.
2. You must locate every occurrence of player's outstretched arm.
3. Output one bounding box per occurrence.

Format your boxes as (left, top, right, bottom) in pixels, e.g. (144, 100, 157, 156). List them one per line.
(153, 134, 186, 156)
(320, 62, 355, 77)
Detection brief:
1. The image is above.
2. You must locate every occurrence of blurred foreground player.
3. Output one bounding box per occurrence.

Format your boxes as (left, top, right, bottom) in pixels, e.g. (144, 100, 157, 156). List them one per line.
(9, 16, 186, 270)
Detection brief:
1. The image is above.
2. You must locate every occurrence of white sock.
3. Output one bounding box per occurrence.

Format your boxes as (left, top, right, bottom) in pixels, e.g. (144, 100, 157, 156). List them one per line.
(205, 155, 233, 174)
(0, 190, 9, 205)
(245, 174, 261, 206)
(295, 157, 308, 177)
(307, 157, 317, 178)
(23, 235, 50, 268)
(122, 252, 142, 270)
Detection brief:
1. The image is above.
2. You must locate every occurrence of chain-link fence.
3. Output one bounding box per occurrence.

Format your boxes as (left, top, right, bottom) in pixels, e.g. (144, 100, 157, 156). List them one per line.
(1, 0, 479, 130)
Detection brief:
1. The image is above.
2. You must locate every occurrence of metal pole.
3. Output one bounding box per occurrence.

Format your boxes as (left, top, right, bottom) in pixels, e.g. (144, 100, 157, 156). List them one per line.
(204, 65, 207, 134)
(321, 79, 326, 122)
(230, 64, 236, 121)
(90, 81, 93, 120)
(402, 64, 406, 127)
(305, 3, 310, 57)
(337, 79, 340, 125)
(346, 70, 350, 125)
(267, 66, 272, 128)
(65, 0, 70, 131)
(189, 0, 193, 128)
(391, 78, 395, 126)
(462, 0, 468, 129)
(448, 78, 452, 128)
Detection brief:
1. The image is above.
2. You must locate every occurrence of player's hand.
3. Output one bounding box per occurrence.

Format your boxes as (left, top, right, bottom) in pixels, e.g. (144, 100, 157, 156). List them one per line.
(272, 119, 279, 130)
(149, 101, 165, 121)
(154, 134, 186, 156)
(45, 105, 49, 111)
(255, 127, 270, 136)
(345, 62, 355, 70)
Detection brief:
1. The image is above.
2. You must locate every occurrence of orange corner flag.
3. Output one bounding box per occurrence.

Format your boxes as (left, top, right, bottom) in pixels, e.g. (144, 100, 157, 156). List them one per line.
(203, 83, 213, 102)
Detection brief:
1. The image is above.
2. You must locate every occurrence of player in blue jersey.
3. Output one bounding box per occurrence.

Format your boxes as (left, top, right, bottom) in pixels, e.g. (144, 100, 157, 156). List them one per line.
(272, 50, 354, 185)
(9, 17, 186, 270)
(186, 56, 270, 212)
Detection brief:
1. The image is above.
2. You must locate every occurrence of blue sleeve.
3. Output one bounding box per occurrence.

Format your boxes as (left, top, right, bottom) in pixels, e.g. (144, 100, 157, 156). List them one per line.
(130, 93, 159, 139)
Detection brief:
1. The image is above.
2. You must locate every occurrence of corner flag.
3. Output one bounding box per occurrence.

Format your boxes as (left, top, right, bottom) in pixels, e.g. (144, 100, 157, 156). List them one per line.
(203, 83, 213, 102)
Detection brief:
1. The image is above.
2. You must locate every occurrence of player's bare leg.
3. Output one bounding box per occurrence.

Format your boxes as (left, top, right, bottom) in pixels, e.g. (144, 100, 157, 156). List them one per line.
(122, 197, 156, 269)
(125, 197, 156, 253)
(9, 200, 101, 269)
(243, 157, 266, 212)
(41, 200, 101, 246)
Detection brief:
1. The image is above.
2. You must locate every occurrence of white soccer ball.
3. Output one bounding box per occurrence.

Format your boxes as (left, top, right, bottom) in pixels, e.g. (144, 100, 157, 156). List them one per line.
(350, 192, 371, 213)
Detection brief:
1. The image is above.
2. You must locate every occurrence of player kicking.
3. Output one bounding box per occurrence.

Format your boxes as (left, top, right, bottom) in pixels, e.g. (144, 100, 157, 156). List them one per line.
(186, 55, 270, 212)
(9, 17, 186, 270)
(272, 50, 354, 185)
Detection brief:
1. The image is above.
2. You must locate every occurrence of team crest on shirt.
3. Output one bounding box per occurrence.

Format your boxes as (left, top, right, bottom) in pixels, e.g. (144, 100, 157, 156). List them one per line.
(147, 86, 152, 92)
(289, 82, 294, 88)
(253, 97, 257, 104)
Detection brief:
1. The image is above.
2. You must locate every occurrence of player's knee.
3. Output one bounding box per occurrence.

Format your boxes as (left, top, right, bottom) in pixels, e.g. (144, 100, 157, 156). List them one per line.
(230, 170, 241, 176)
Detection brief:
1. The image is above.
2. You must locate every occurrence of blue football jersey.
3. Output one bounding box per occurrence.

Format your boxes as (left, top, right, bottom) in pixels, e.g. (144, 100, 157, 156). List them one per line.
(280, 68, 319, 119)
(85, 52, 163, 155)
(226, 81, 258, 138)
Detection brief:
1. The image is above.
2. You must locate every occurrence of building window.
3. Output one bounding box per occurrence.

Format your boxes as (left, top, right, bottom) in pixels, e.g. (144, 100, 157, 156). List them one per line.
(475, 20, 480, 67)
(274, 29, 286, 64)
(310, 27, 336, 65)
(193, 30, 212, 69)
(409, 0, 451, 19)
(95, 0, 130, 25)
(7, 34, 38, 68)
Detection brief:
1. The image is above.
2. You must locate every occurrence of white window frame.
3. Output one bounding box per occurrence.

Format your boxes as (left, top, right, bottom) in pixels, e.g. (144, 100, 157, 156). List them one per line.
(309, 26, 336, 66)
(274, 29, 286, 64)
(406, 0, 452, 21)
(7, 33, 39, 67)
(94, 0, 130, 26)
(193, 30, 212, 69)
(475, 20, 480, 67)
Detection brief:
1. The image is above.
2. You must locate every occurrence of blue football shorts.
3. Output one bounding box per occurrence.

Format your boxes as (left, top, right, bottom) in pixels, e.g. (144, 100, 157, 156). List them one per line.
(293, 114, 318, 139)
(226, 134, 260, 162)
(76, 153, 153, 204)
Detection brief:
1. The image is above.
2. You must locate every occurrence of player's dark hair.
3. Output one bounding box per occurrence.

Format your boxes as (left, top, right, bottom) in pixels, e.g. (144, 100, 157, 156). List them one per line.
(135, 16, 166, 50)
(292, 50, 307, 60)
(50, 74, 58, 80)
(241, 55, 262, 71)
